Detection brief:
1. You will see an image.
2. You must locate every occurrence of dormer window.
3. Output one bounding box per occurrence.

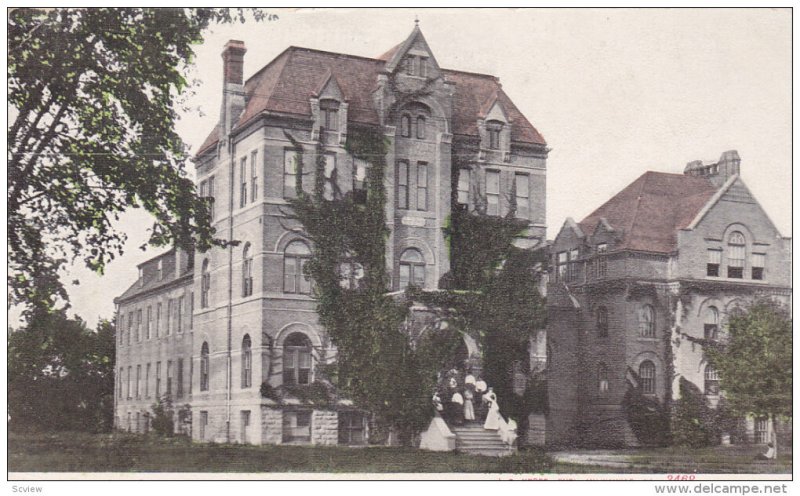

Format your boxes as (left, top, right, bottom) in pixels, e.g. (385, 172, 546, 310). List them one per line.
(404, 56, 415, 76)
(320, 100, 340, 132)
(487, 121, 503, 150)
(418, 56, 428, 78)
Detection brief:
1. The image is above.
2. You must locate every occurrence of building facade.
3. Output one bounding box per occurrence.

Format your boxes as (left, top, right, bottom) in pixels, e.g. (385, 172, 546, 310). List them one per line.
(546, 151, 791, 448)
(114, 25, 548, 445)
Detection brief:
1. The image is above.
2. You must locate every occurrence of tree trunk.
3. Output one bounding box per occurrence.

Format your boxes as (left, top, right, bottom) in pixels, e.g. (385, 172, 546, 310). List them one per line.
(770, 414, 779, 460)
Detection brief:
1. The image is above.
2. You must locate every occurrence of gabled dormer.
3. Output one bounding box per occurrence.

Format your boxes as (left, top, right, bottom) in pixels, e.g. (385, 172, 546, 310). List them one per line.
(478, 94, 512, 162)
(310, 70, 348, 145)
(383, 22, 443, 83)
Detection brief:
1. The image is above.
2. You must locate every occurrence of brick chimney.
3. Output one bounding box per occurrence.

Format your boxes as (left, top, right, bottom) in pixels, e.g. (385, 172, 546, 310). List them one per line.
(683, 150, 740, 186)
(220, 40, 247, 137)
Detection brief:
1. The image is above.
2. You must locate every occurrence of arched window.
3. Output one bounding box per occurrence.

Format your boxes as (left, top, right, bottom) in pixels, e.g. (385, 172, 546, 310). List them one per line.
(598, 362, 609, 393)
(704, 364, 720, 395)
(283, 333, 312, 385)
(727, 231, 745, 279)
(639, 360, 655, 394)
(241, 335, 252, 388)
(487, 120, 503, 150)
(242, 243, 253, 297)
(704, 306, 719, 340)
(200, 259, 211, 308)
(200, 342, 210, 391)
(639, 304, 656, 338)
(284, 241, 312, 294)
(399, 248, 425, 290)
(400, 114, 411, 138)
(416, 116, 426, 139)
(596, 306, 609, 337)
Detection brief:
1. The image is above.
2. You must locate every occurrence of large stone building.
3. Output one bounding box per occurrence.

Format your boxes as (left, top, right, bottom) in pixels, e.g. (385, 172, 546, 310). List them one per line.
(546, 151, 791, 448)
(114, 25, 548, 445)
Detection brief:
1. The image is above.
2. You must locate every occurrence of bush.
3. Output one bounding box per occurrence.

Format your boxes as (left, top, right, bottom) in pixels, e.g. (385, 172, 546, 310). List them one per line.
(672, 378, 719, 447)
(623, 385, 670, 446)
(150, 395, 174, 437)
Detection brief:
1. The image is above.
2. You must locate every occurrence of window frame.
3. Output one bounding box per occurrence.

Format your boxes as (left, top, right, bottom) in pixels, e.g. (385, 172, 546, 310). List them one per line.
(242, 243, 253, 297)
(416, 116, 426, 139)
(726, 231, 746, 279)
(201, 260, 210, 308)
(284, 149, 301, 199)
(486, 169, 500, 216)
(400, 114, 412, 138)
(598, 362, 609, 394)
(751, 252, 765, 280)
(283, 241, 312, 295)
(704, 364, 720, 396)
(283, 333, 313, 386)
(707, 248, 722, 277)
(397, 160, 409, 209)
(200, 342, 210, 392)
(514, 173, 530, 219)
(416, 162, 428, 211)
(250, 150, 259, 202)
(239, 156, 248, 208)
(242, 335, 252, 389)
(487, 121, 503, 150)
(596, 306, 609, 337)
(639, 304, 656, 338)
(639, 360, 656, 395)
(399, 248, 426, 290)
(457, 168, 471, 206)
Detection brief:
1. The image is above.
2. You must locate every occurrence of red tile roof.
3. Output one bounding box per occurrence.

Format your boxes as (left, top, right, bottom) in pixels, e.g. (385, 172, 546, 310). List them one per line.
(578, 171, 719, 253)
(196, 46, 546, 156)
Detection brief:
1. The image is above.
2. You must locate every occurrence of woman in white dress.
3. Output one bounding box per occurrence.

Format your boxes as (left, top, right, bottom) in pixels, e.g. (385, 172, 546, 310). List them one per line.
(483, 388, 501, 430)
(463, 388, 476, 421)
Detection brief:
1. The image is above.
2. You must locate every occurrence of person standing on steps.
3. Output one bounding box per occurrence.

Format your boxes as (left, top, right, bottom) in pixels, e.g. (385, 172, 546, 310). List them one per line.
(483, 388, 501, 430)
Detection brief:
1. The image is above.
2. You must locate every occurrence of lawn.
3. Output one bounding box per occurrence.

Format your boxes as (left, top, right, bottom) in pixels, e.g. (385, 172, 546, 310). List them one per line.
(8, 431, 554, 474)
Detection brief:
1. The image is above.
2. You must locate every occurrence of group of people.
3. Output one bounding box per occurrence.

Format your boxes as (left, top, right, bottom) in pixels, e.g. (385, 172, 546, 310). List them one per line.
(432, 369, 503, 430)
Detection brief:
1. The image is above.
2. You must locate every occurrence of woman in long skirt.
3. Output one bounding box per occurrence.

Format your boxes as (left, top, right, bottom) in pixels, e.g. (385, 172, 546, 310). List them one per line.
(463, 388, 475, 421)
(483, 389, 500, 430)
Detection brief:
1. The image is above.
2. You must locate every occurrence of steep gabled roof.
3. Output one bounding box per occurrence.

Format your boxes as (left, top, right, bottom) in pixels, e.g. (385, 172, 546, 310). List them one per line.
(578, 171, 719, 253)
(197, 41, 546, 156)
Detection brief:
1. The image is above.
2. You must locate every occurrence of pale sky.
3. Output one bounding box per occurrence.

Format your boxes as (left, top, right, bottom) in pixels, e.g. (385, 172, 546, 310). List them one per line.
(53, 8, 792, 327)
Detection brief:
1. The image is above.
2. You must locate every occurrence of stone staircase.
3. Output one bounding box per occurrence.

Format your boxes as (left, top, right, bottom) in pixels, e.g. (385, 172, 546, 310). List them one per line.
(450, 422, 514, 457)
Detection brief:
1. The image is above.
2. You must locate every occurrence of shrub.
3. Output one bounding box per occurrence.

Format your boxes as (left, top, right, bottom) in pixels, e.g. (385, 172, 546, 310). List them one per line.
(150, 395, 175, 437)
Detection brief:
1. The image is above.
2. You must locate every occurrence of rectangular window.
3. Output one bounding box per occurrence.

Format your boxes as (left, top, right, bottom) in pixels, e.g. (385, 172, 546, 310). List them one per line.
(200, 411, 208, 441)
(155, 361, 161, 398)
(597, 243, 608, 278)
(755, 417, 769, 444)
(397, 160, 409, 209)
(338, 412, 366, 445)
(241, 410, 251, 444)
(282, 411, 312, 443)
(127, 313, 132, 345)
(189, 292, 194, 330)
(457, 168, 470, 206)
(145, 363, 151, 398)
(118, 368, 123, 398)
(166, 299, 172, 335)
(556, 251, 568, 282)
(136, 365, 141, 399)
(176, 358, 184, 399)
(239, 157, 247, 208)
(284, 150, 300, 199)
(155, 302, 162, 338)
(752, 253, 765, 280)
(177, 295, 184, 333)
(208, 176, 215, 220)
(157, 259, 163, 281)
(486, 170, 500, 216)
(416, 162, 428, 211)
(707, 249, 721, 277)
(322, 106, 338, 130)
(727, 244, 745, 279)
(568, 248, 580, 282)
(166, 360, 173, 396)
(418, 56, 428, 78)
(324, 153, 336, 201)
(127, 366, 132, 399)
(146, 306, 152, 339)
(353, 159, 368, 204)
(136, 309, 142, 342)
(251, 150, 258, 202)
(515, 173, 529, 219)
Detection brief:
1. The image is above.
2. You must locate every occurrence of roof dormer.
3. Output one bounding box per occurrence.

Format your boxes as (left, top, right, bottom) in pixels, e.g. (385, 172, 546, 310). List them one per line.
(478, 96, 512, 161)
(382, 23, 442, 81)
(310, 70, 348, 145)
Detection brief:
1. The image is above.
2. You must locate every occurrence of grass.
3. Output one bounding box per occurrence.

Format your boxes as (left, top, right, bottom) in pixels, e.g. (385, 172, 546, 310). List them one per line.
(9, 431, 554, 474)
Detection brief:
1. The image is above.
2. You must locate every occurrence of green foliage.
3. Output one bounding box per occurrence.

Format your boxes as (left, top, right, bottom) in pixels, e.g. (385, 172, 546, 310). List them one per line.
(705, 299, 792, 419)
(150, 394, 175, 437)
(623, 382, 670, 447)
(8, 8, 273, 314)
(8, 312, 116, 433)
(672, 377, 718, 448)
(281, 381, 338, 407)
(260, 381, 282, 403)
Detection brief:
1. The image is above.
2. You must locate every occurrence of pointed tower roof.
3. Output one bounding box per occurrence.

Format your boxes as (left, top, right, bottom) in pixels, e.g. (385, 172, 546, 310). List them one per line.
(382, 22, 441, 74)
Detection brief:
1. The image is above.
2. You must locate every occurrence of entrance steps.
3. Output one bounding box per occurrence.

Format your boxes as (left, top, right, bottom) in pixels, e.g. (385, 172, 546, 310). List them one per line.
(450, 422, 514, 457)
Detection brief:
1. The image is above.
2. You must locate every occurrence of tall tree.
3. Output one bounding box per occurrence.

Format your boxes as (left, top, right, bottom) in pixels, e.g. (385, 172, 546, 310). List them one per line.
(8, 8, 271, 314)
(706, 299, 792, 456)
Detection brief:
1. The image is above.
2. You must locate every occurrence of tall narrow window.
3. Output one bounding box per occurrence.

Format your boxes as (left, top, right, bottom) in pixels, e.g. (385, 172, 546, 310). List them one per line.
(189, 292, 194, 330)
(752, 253, 765, 280)
(155, 361, 161, 398)
(284, 150, 300, 199)
(157, 259, 163, 281)
(487, 121, 503, 150)
(416, 162, 428, 210)
(556, 251, 568, 282)
(353, 159, 368, 204)
(155, 302, 162, 338)
(727, 231, 745, 278)
(127, 366, 132, 399)
(639, 360, 655, 394)
(250, 150, 259, 202)
(399, 248, 426, 290)
(146, 306, 152, 339)
(568, 248, 580, 282)
(165, 299, 172, 335)
(201, 260, 210, 308)
(639, 305, 656, 338)
(704, 364, 720, 395)
(596, 306, 608, 337)
(598, 362, 609, 393)
(239, 157, 248, 208)
(136, 309, 142, 342)
(404, 56, 415, 75)
(176, 358, 184, 398)
(418, 56, 428, 78)
(283, 241, 312, 294)
(200, 342, 209, 391)
(755, 418, 769, 444)
(707, 249, 721, 277)
(207, 176, 215, 220)
(177, 295, 184, 333)
(597, 243, 608, 278)
(320, 100, 339, 131)
(241, 335, 252, 389)
(323, 154, 336, 201)
(457, 168, 470, 206)
(136, 365, 141, 399)
(127, 313, 132, 345)
(514, 173, 530, 219)
(166, 360, 173, 396)
(118, 368, 123, 398)
(486, 170, 500, 216)
(397, 160, 409, 209)
(242, 243, 253, 297)
(704, 306, 719, 340)
(416, 116, 426, 139)
(283, 333, 312, 385)
(199, 411, 208, 441)
(145, 363, 151, 398)
(400, 114, 411, 138)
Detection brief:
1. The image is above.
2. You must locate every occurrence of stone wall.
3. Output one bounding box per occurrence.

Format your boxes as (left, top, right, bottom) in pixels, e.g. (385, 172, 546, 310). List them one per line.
(261, 406, 283, 445)
(311, 410, 339, 445)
